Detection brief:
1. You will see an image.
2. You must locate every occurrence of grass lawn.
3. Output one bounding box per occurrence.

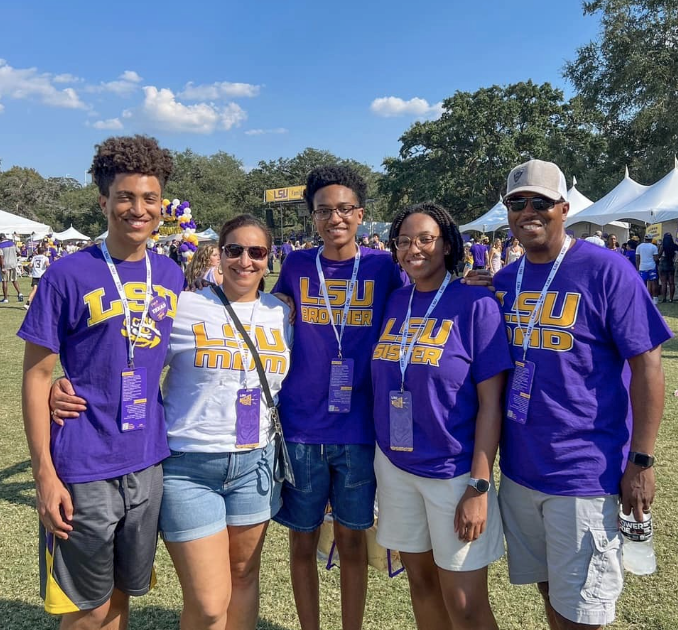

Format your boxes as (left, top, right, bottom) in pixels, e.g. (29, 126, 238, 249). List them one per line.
(1, 274, 677, 629)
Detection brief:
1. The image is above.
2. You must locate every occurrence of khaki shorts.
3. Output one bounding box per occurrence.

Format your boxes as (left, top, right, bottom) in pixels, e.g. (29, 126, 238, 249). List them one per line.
(499, 475, 623, 626)
(2, 267, 17, 282)
(374, 447, 504, 572)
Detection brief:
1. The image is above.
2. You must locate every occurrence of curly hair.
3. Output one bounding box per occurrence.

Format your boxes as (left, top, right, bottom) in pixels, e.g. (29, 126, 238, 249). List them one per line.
(303, 165, 367, 212)
(388, 202, 464, 275)
(218, 214, 273, 293)
(90, 135, 174, 196)
(185, 244, 218, 285)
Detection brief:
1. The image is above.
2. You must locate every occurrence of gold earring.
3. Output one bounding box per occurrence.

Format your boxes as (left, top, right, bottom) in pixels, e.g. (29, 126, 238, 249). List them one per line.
(217, 265, 223, 274)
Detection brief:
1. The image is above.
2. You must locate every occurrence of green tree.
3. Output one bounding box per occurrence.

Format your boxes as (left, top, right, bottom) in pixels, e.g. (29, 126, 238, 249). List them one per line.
(380, 81, 607, 224)
(565, 0, 678, 183)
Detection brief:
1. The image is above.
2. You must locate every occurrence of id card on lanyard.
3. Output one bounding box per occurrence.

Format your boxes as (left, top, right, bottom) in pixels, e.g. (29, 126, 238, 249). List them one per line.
(221, 301, 263, 448)
(101, 241, 152, 432)
(316, 246, 361, 414)
(506, 236, 571, 424)
(389, 272, 451, 451)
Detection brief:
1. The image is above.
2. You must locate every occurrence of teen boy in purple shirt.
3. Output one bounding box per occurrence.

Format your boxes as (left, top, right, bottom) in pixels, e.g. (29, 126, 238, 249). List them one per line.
(494, 159, 672, 629)
(19, 136, 184, 628)
(272, 165, 404, 630)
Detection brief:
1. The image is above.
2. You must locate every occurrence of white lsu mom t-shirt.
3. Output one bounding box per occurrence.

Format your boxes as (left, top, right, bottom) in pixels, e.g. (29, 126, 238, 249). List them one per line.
(162, 287, 293, 453)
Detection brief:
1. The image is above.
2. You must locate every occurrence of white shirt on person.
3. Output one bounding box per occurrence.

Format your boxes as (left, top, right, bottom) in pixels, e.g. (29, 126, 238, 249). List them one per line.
(162, 287, 293, 453)
(636, 242, 659, 271)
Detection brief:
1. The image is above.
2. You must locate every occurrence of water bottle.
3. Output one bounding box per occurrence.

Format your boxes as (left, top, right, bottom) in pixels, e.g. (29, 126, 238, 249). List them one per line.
(618, 506, 656, 575)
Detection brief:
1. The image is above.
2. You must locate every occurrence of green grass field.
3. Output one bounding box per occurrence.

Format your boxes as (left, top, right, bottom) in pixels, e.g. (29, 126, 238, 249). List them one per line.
(1, 275, 677, 629)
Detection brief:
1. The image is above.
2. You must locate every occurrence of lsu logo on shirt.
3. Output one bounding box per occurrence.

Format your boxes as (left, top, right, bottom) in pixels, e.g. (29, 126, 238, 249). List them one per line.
(372, 317, 454, 367)
(83, 283, 179, 350)
(299, 278, 374, 326)
(495, 290, 581, 353)
(192, 322, 289, 375)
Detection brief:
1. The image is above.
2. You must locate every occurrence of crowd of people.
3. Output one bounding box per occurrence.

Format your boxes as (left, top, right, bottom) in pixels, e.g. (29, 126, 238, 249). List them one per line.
(16, 135, 671, 630)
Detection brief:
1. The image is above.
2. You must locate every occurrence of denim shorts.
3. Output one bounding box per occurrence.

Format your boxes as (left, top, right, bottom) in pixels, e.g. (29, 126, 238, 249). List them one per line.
(159, 441, 282, 543)
(273, 443, 376, 532)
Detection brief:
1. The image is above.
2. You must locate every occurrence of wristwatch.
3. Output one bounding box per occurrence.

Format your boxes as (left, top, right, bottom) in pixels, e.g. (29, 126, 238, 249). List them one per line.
(468, 478, 490, 493)
(628, 451, 655, 468)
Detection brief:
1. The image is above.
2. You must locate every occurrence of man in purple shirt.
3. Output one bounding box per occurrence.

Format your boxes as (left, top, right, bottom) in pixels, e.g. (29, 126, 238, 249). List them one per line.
(494, 159, 671, 629)
(469, 239, 488, 270)
(20, 136, 184, 628)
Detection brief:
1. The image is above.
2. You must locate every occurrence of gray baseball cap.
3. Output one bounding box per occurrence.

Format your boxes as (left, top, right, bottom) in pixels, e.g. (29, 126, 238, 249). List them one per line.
(506, 159, 568, 202)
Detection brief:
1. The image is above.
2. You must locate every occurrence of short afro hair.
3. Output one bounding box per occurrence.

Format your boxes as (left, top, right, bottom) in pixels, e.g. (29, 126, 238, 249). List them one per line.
(388, 202, 464, 275)
(90, 135, 174, 196)
(304, 165, 367, 212)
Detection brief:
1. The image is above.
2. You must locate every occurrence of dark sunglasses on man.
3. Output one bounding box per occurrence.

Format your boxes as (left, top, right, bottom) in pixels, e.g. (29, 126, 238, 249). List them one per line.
(221, 244, 269, 261)
(505, 196, 561, 212)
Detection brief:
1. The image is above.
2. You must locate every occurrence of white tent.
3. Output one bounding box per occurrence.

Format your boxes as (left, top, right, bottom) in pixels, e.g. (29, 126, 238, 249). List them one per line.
(565, 168, 649, 228)
(459, 198, 508, 233)
(566, 178, 630, 239)
(196, 227, 219, 241)
(0, 209, 51, 236)
(95, 230, 107, 242)
(611, 164, 678, 224)
(53, 225, 91, 241)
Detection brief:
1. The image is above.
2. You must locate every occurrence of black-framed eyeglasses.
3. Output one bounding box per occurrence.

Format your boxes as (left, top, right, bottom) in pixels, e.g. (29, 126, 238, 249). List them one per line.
(506, 196, 560, 212)
(312, 205, 360, 221)
(392, 234, 440, 251)
(221, 244, 269, 261)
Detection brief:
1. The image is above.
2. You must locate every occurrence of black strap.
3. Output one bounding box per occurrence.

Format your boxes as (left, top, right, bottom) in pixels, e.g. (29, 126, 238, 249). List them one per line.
(210, 285, 277, 410)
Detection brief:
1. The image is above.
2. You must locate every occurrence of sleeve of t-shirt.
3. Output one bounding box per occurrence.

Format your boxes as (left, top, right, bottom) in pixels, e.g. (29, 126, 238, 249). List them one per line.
(470, 291, 514, 384)
(605, 261, 673, 359)
(16, 275, 68, 354)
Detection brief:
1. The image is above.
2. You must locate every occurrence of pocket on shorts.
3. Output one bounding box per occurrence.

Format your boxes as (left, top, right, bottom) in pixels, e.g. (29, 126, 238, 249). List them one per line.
(344, 445, 375, 489)
(167, 450, 186, 459)
(581, 528, 623, 603)
(291, 443, 313, 493)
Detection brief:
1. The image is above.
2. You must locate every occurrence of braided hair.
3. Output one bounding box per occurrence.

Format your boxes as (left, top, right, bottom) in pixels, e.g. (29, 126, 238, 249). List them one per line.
(304, 165, 367, 212)
(388, 202, 464, 275)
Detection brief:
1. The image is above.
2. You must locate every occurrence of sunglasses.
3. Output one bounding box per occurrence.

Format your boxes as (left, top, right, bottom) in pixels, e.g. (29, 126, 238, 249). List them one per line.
(506, 197, 559, 212)
(221, 243, 269, 261)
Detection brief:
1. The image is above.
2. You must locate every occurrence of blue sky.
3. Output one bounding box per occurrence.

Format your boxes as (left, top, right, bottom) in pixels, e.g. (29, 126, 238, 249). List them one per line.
(0, 0, 600, 183)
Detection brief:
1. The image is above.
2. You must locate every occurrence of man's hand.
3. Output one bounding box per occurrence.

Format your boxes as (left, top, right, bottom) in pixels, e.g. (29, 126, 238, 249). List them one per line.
(454, 487, 488, 543)
(35, 472, 73, 539)
(273, 292, 296, 323)
(620, 463, 655, 521)
(50, 378, 87, 426)
(460, 269, 495, 291)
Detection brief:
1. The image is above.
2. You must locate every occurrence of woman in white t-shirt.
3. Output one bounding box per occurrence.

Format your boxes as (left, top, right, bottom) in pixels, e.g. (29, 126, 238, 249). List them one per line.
(159, 215, 292, 630)
(24, 245, 50, 310)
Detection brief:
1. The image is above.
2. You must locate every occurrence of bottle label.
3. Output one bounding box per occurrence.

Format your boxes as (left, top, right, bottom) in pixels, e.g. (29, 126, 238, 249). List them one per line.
(619, 514, 653, 542)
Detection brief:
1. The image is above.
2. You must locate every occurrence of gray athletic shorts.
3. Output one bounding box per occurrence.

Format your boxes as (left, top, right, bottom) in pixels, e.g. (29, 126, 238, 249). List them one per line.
(39, 464, 163, 614)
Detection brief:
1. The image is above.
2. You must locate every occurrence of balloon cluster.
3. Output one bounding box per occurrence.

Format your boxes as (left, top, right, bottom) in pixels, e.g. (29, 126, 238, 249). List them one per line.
(155, 198, 199, 262)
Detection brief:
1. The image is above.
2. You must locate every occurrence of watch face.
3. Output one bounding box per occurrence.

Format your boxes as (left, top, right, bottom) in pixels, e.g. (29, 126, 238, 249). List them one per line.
(474, 479, 490, 493)
(630, 452, 654, 468)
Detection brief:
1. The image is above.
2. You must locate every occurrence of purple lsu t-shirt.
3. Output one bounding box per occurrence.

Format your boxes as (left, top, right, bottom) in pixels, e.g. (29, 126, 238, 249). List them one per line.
(372, 282, 513, 479)
(470, 243, 487, 267)
(273, 247, 406, 444)
(18, 246, 185, 483)
(494, 239, 673, 496)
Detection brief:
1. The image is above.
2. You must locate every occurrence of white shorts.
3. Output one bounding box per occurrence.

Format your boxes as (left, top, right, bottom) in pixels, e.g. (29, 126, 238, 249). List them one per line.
(499, 475, 623, 626)
(374, 447, 504, 572)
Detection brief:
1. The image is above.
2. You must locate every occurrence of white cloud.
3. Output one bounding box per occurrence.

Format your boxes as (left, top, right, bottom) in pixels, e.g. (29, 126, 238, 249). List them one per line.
(0, 59, 87, 109)
(179, 81, 260, 100)
(0, 103, 4, 114)
(370, 96, 443, 119)
(89, 117, 124, 130)
(245, 127, 288, 136)
(122, 109, 133, 118)
(86, 70, 144, 96)
(140, 86, 247, 133)
(53, 73, 84, 84)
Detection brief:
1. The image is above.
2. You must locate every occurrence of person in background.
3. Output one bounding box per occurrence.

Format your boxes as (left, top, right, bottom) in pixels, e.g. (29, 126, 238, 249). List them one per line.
(504, 236, 524, 266)
(624, 238, 639, 266)
(657, 232, 676, 303)
(489, 238, 503, 275)
(185, 244, 223, 287)
(585, 230, 605, 247)
(24, 244, 49, 310)
(280, 240, 293, 266)
(606, 234, 620, 252)
(372, 202, 511, 630)
(636, 234, 660, 304)
(463, 242, 474, 277)
(470, 238, 488, 270)
(371, 233, 385, 250)
(495, 159, 671, 630)
(0, 233, 23, 303)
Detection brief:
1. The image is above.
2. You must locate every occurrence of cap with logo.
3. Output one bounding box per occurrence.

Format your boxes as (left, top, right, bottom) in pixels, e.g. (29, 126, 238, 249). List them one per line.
(645, 234, 653, 240)
(506, 159, 568, 202)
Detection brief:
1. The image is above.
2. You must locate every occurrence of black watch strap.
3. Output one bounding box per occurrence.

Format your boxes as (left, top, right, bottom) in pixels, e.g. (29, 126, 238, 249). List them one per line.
(628, 451, 655, 468)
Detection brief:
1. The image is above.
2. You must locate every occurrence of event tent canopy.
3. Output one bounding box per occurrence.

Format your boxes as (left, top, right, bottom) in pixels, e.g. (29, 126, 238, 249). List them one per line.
(196, 227, 218, 241)
(612, 163, 678, 225)
(53, 225, 91, 241)
(565, 168, 649, 228)
(566, 179, 629, 232)
(0, 209, 51, 236)
(459, 198, 508, 233)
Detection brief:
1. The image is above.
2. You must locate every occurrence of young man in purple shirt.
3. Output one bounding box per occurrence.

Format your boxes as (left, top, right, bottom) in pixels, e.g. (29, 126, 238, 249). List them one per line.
(469, 239, 488, 270)
(493, 159, 672, 629)
(19, 136, 185, 629)
(272, 165, 405, 630)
